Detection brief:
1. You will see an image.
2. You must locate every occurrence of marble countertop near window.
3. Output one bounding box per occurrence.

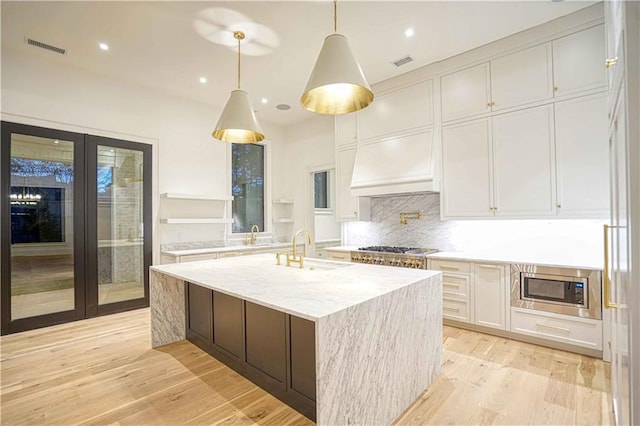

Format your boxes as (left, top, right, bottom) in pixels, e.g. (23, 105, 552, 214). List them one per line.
(151, 253, 439, 321)
(161, 242, 300, 257)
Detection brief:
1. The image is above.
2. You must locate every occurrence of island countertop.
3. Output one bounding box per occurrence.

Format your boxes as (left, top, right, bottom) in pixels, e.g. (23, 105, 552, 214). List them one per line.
(151, 253, 439, 322)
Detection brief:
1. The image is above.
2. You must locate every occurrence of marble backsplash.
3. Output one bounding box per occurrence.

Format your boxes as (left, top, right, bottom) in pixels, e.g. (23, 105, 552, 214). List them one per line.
(344, 193, 605, 253)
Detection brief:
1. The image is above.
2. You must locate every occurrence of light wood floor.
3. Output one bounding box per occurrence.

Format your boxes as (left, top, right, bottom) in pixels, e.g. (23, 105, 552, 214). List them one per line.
(0, 308, 613, 425)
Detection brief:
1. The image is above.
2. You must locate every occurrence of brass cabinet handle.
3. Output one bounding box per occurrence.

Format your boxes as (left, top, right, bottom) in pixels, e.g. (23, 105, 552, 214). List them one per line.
(443, 283, 459, 288)
(478, 264, 500, 270)
(557, 204, 562, 208)
(439, 265, 460, 271)
(553, 86, 559, 92)
(604, 224, 622, 309)
(605, 57, 618, 68)
(487, 101, 492, 108)
(536, 322, 571, 334)
(443, 306, 460, 312)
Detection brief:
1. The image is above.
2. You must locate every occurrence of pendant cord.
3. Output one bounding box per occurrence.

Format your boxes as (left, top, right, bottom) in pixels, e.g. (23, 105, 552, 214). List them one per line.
(333, 0, 337, 33)
(237, 36, 241, 89)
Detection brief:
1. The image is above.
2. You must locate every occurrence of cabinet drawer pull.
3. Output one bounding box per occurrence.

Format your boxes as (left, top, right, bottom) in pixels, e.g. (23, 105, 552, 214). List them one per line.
(535, 322, 571, 334)
(443, 283, 459, 288)
(478, 264, 500, 270)
(439, 265, 460, 271)
(443, 306, 460, 312)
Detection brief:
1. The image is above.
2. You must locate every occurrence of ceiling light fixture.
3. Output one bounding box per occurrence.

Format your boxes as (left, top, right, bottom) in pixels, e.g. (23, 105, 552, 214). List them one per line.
(212, 31, 264, 143)
(261, 98, 268, 104)
(300, 0, 374, 115)
(98, 42, 109, 51)
(199, 76, 207, 83)
(405, 28, 414, 38)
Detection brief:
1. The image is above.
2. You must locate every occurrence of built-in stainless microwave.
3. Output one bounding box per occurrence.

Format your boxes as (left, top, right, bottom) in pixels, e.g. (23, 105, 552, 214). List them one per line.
(511, 264, 602, 319)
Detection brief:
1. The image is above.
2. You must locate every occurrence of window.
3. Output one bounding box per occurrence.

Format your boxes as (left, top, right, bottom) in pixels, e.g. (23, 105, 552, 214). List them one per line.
(231, 143, 264, 233)
(314, 171, 329, 209)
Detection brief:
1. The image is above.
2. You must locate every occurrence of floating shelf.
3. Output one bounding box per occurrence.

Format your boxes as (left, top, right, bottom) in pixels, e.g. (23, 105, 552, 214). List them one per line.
(272, 218, 294, 223)
(272, 199, 294, 204)
(160, 193, 233, 201)
(160, 218, 233, 224)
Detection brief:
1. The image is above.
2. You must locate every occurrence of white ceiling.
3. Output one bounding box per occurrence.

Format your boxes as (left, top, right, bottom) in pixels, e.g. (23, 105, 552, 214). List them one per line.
(1, 1, 596, 128)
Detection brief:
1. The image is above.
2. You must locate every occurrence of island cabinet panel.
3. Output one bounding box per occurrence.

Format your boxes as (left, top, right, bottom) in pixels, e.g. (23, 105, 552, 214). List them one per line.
(186, 283, 212, 345)
(289, 316, 316, 401)
(212, 291, 243, 360)
(245, 302, 287, 385)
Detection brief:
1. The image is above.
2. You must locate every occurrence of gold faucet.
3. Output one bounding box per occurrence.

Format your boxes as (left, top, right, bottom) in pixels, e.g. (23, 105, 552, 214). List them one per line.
(287, 229, 312, 268)
(249, 224, 259, 245)
(400, 211, 422, 225)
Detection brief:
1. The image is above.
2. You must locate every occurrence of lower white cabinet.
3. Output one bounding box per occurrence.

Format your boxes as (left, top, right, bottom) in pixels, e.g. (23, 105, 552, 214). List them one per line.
(511, 307, 603, 350)
(473, 263, 507, 330)
(429, 258, 507, 330)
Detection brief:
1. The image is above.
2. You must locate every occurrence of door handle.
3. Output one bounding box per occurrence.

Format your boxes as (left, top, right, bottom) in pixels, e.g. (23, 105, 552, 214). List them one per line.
(478, 264, 500, 270)
(603, 224, 624, 309)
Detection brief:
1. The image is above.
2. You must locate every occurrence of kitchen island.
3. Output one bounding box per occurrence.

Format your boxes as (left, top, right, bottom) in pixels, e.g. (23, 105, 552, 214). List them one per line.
(150, 253, 442, 425)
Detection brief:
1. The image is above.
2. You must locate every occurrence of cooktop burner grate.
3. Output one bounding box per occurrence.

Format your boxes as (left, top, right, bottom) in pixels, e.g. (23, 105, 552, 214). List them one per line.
(358, 246, 419, 253)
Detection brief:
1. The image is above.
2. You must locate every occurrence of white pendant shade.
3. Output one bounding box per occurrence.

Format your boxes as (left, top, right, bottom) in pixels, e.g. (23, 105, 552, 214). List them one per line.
(212, 89, 264, 143)
(301, 33, 374, 115)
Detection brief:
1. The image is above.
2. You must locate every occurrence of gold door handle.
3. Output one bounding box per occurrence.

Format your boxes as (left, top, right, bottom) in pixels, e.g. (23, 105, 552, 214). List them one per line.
(553, 86, 559, 92)
(605, 57, 618, 68)
(478, 264, 500, 270)
(604, 224, 621, 309)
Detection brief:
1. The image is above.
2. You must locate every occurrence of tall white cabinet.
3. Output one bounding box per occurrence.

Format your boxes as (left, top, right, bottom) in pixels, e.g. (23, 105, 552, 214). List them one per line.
(441, 23, 609, 220)
(604, 2, 639, 425)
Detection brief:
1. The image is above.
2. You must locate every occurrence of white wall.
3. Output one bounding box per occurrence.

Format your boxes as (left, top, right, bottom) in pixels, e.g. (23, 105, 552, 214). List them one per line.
(278, 114, 336, 243)
(1, 46, 285, 262)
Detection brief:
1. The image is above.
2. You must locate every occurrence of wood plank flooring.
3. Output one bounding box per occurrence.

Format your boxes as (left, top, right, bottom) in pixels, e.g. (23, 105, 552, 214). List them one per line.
(0, 308, 613, 425)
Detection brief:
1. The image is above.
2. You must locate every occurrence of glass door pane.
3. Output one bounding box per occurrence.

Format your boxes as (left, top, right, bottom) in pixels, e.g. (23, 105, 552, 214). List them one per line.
(97, 145, 145, 305)
(9, 134, 76, 319)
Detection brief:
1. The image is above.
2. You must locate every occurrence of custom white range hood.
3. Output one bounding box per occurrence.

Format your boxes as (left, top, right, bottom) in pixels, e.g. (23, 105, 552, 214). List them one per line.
(350, 128, 439, 197)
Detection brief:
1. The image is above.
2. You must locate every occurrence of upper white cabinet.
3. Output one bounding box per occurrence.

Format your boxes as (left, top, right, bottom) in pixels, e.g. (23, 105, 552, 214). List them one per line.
(335, 113, 358, 147)
(490, 43, 553, 111)
(358, 80, 433, 141)
(553, 24, 606, 98)
(336, 145, 370, 221)
(554, 93, 609, 216)
(441, 43, 553, 122)
(441, 118, 493, 217)
(492, 105, 555, 216)
(440, 63, 491, 122)
(442, 105, 555, 218)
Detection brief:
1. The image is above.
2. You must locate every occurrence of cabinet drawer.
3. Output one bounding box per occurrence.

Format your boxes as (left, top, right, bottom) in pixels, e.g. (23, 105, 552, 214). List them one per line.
(443, 298, 470, 322)
(326, 251, 351, 261)
(218, 251, 242, 258)
(442, 274, 470, 298)
(181, 253, 219, 262)
(429, 259, 470, 274)
(511, 308, 602, 350)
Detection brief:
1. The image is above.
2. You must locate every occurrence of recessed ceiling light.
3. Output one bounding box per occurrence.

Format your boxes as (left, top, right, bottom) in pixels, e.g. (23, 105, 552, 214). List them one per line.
(276, 104, 291, 111)
(261, 98, 268, 104)
(53, 140, 59, 144)
(199, 77, 207, 84)
(110, 149, 115, 153)
(405, 28, 414, 38)
(98, 42, 109, 51)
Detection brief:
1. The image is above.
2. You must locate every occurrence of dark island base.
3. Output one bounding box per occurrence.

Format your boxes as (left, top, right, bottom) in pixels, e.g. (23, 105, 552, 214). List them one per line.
(184, 282, 316, 421)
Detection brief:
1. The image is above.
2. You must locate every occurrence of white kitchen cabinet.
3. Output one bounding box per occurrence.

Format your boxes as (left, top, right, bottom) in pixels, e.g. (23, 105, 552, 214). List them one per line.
(441, 118, 493, 217)
(335, 145, 370, 221)
(553, 24, 606, 98)
(492, 105, 555, 216)
(428, 259, 473, 323)
(473, 263, 507, 330)
(554, 93, 609, 217)
(442, 105, 555, 218)
(440, 63, 491, 122)
(335, 113, 358, 147)
(490, 43, 553, 111)
(358, 80, 433, 141)
(511, 307, 602, 350)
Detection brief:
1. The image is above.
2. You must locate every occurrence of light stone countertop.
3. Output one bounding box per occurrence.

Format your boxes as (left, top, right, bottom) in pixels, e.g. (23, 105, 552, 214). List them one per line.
(161, 242, 298, 257)
(324, 244, 602, 270)
(150, 253, 439, 322)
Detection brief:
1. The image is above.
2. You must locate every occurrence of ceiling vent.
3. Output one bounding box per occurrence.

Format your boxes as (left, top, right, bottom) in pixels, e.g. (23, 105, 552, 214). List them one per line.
(24, 37, 66, 55)
(392, 55, 413, 68)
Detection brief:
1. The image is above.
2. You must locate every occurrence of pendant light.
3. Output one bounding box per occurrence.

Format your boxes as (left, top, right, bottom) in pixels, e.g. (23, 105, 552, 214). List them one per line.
(212, 31, 265, 143)
(300, 0, 374, 115)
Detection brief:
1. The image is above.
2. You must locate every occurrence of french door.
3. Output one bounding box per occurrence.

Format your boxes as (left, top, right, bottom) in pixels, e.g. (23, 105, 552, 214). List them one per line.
(1, 122, 152, 334)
